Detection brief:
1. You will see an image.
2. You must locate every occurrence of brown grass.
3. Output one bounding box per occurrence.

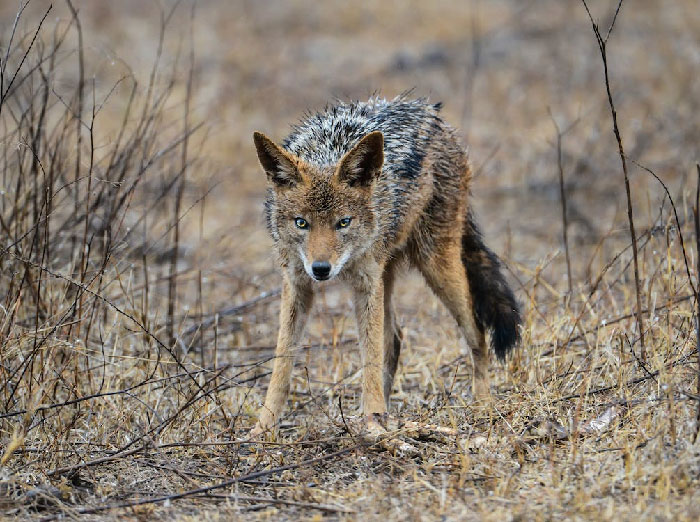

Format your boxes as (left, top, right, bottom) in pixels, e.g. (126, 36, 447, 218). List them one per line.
(1, 0, 699, 520)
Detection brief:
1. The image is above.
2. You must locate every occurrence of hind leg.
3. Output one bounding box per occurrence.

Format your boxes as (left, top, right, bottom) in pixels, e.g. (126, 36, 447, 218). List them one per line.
(413, 241, 490, 398)
(382, 258, 403, 404)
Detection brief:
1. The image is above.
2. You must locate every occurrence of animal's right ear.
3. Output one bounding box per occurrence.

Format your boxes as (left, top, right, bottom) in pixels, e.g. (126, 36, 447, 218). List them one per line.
(335, 131, 384, 187)
(253, 132, 300, 187)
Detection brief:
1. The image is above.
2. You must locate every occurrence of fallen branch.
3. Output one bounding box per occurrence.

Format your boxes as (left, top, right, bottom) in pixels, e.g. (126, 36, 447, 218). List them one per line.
(196, 493, 354, 514)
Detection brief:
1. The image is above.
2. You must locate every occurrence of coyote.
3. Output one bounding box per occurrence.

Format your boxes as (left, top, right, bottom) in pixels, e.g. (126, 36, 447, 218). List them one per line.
(251, 96, 520, 435)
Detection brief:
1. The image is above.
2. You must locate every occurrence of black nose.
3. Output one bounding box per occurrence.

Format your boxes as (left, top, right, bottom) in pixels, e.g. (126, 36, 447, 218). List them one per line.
(311, 261, 331, 280)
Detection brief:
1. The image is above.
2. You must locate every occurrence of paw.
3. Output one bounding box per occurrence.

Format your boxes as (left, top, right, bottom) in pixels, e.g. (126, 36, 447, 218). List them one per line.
(248, 420, 276, 441)
(472, 379, 492, 402)
(248, 423, 266, 440)
(361, 414, 418, 456)
(343, 413, 458, 456)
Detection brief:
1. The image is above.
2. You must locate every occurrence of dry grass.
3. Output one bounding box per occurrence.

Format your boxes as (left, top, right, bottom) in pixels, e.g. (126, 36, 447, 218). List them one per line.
(1, 0, 699, 519)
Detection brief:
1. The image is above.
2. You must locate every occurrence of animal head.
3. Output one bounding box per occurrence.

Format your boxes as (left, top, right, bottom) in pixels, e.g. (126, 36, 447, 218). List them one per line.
(253, 131, 384, 281)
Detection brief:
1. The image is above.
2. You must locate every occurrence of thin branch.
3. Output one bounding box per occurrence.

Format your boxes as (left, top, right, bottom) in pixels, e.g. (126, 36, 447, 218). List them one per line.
(694, 163, 700, 443)
(0, 4, 52, 115)
(548, 108, 577, 296)
(581, 0, 645, 357)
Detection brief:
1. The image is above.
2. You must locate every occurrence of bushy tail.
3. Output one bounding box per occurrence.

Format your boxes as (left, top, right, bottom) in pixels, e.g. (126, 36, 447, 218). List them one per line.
(461, 211, 521, 361)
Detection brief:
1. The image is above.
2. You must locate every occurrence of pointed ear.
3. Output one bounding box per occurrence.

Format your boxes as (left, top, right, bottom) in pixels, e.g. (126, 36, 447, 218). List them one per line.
(253, 131, 301, 187)
(335, 131, 384, 187)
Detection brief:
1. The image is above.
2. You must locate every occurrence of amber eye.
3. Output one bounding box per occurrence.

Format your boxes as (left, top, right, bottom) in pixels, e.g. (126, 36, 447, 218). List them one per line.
(336, 217, 352, 229)
(294, 217, 309, 229)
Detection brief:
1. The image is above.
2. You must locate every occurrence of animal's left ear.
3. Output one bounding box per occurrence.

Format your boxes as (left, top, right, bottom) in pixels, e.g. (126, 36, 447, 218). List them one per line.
(335, 131, 384, 187)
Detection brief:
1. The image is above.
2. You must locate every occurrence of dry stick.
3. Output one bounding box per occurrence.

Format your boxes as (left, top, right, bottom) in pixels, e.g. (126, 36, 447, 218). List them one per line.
(79, 79, 98, 350)
(197, 185, 206, 363)
(193, 494, 354, 514)
(157, 436, 346, 450)
(0, 0, 29, 95)
(548, 108, 575, 296)
(64, 0, 84, 298)
(581, 0, 646, 358)
(0, 3, 52, 113)
(41, 446, 356, 520)
(168, 7, 195, 349)
(694, 164, 700, 443)
(557, 126, 572, 297)
(167, 133, 187, 342)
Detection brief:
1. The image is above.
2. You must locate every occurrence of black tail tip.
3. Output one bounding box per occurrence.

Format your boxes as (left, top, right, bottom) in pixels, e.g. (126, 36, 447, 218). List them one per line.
(492, 307, 521, 362)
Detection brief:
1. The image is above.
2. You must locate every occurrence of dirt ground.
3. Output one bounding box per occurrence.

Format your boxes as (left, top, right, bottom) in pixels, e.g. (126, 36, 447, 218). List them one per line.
(1, 0, 699, 520)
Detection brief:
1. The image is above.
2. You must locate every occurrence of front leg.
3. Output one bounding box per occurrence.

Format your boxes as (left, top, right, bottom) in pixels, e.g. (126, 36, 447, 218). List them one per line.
(351, 262, 387, 416)
(252, 273, 313, 435)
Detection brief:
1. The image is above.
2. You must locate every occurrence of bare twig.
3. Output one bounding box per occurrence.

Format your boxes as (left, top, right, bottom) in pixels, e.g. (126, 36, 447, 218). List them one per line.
(694, 163, 700, 443)
(195, 494, 354, 514)
(0, 4, 52, 114)
(581, 0, 646, 357)
(548, 108, 579, 296)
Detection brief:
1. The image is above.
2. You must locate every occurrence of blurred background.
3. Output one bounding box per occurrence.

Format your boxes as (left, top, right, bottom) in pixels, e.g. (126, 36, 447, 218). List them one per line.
(3, 0, 697, 290)
(1, 0, 699, 518)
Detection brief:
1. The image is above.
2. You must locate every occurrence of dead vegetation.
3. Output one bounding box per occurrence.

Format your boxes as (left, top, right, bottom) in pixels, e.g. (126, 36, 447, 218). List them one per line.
(1, 0, 699, 520)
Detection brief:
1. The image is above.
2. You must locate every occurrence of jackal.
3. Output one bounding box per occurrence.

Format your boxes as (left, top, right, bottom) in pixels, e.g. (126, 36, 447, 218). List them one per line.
(251, 96, 520, 435)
